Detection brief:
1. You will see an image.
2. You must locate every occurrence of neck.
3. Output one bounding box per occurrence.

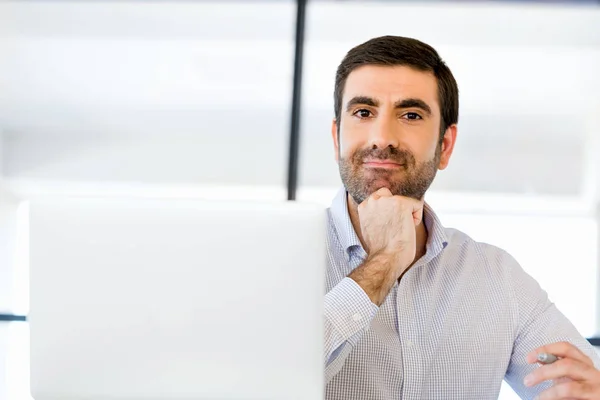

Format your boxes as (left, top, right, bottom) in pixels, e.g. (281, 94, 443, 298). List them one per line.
(347, 193, 428, 265)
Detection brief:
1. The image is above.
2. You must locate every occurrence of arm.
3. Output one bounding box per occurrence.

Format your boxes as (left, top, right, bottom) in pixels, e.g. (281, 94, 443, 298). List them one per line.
(503, 253, 600, 399)
(324, 277, 378, 383)
(324, 251, 400, 383)
(323, 188, 423, 383)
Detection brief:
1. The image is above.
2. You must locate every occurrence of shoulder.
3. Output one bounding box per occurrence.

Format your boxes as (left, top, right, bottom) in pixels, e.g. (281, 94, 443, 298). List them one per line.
(443, 227, 514, 262)
(441, 227, 524, 280)
(442, 226, 544, 299)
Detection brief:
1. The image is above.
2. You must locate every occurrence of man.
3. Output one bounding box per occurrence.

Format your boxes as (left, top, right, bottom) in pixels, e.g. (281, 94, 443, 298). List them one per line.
(324, 35, 600, 399)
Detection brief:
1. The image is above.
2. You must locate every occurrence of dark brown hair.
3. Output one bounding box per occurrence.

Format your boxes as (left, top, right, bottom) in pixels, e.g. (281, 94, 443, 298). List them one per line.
(334, 35, 459, 138)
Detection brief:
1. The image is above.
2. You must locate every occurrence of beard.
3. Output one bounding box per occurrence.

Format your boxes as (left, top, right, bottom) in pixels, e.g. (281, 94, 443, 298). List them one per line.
(339, 145, 440, 205)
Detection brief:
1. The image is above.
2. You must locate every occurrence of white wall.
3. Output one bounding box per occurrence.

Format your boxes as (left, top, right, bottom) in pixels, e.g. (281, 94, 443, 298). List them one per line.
(0, 194, 18, 315)
(1, 2, 599, 199)
(0, 325, 8, 400)
(298, 2, 600, 198)
(0, 1, 296, 194)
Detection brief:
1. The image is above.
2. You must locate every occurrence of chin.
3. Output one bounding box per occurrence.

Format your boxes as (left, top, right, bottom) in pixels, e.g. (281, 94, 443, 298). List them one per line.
(366, 178, 394, 191)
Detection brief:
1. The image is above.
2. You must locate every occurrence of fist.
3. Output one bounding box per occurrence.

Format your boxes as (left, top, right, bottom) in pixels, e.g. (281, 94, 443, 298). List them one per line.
(357, 188, 424, 271)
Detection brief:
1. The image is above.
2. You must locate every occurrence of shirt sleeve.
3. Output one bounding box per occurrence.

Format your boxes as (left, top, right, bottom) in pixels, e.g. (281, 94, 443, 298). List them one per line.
(503, 253, 600, 399)
(324, 277, 379, 383)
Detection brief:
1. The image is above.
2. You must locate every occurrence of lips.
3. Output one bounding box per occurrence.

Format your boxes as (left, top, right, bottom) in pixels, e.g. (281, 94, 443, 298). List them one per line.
(363, 159, 404, 169)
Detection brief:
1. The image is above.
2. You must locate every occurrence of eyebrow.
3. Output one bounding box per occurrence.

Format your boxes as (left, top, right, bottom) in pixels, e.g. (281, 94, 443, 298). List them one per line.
(345, 96, 432, 116)
(394, 98, 432, 116)
(345, 96, 378, 111)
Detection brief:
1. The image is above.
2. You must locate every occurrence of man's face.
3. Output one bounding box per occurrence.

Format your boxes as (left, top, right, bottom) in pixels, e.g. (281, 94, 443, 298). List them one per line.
(332, 65, 456, 204)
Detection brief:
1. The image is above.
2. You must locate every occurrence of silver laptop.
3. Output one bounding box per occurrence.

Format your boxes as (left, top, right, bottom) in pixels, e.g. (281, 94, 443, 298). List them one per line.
(28, 196, 326, 400)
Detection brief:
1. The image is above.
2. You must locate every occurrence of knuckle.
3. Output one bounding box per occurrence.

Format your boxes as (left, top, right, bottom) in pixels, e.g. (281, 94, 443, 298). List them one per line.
(561, 358, 576, 369)
(396, 202, 407, 213)
(394, 196, 406, 205)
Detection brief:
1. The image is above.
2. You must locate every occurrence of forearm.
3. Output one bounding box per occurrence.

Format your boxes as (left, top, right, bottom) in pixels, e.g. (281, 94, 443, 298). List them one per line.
(348, 250, 403, 306)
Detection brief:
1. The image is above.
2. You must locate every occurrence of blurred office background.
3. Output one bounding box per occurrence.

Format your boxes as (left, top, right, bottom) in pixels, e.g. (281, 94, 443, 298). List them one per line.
(0, 0, 599, 399)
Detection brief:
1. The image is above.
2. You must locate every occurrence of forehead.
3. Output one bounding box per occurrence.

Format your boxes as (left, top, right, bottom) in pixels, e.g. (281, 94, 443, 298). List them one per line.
(343, 65, 440, 111)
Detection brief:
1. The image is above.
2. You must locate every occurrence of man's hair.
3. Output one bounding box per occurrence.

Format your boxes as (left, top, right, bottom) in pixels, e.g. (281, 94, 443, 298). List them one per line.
(334, 35, 459, 138)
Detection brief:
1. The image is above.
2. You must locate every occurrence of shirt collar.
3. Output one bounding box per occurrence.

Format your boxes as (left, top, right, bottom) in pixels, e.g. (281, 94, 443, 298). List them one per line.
(329, 187, 449, 261)
(422, 201, 449, 259)
(330, 187, 363, 257)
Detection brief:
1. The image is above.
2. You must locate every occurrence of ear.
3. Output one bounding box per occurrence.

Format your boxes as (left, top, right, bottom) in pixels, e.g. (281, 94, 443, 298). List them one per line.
(331, 118, 340, 163)
(438, 124, 457, 170)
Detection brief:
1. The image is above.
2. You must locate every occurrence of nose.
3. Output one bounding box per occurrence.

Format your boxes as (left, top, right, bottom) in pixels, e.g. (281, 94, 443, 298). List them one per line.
(367, 115, 399, 149)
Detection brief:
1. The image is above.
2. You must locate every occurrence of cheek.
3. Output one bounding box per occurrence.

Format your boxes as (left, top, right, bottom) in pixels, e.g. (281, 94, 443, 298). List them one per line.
(340, 144, 363, 164)
(339, 127, 366, 158)
(337, 133, 351, 159)
(411, 135, 439, 160)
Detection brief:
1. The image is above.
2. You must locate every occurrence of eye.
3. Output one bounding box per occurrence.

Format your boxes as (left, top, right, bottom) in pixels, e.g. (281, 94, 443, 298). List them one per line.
(403, 112, 422, 120)
(353, 109, 373, 119)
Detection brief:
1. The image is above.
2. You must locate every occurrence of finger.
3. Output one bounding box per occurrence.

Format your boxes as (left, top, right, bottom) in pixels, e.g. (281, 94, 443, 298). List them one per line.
(412, 208, 424, 225)
(401, 198, 424, 225)
(389, 196, 423, 225)
(526, 342, 590, 365)
(359, 188, 390, 209)
(524, 358, 596, 388)
(527, 342, 593, 367)
(372, 187, 393, 199)
(537, 380, 587, 400)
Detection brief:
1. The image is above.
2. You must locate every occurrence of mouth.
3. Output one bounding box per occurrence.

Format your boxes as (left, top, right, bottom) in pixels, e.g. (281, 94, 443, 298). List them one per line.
(363, 159, 404, 169)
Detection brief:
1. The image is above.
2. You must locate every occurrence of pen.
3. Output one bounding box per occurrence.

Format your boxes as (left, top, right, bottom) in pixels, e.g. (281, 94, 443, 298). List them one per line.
(537, 353, 558, 364)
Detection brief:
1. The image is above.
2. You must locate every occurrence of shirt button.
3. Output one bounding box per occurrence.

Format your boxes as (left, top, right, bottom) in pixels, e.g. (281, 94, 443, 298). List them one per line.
(352, 313, 362, 321)
(406, 339, 413, 347)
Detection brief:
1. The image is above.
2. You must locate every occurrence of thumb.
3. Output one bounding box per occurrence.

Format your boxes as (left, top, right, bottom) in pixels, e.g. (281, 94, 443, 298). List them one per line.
(409, 201, 425, 225)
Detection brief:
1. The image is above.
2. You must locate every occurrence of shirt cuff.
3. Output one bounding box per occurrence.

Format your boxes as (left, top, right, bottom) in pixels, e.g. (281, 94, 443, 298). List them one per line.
(324, 277, 379, 345)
